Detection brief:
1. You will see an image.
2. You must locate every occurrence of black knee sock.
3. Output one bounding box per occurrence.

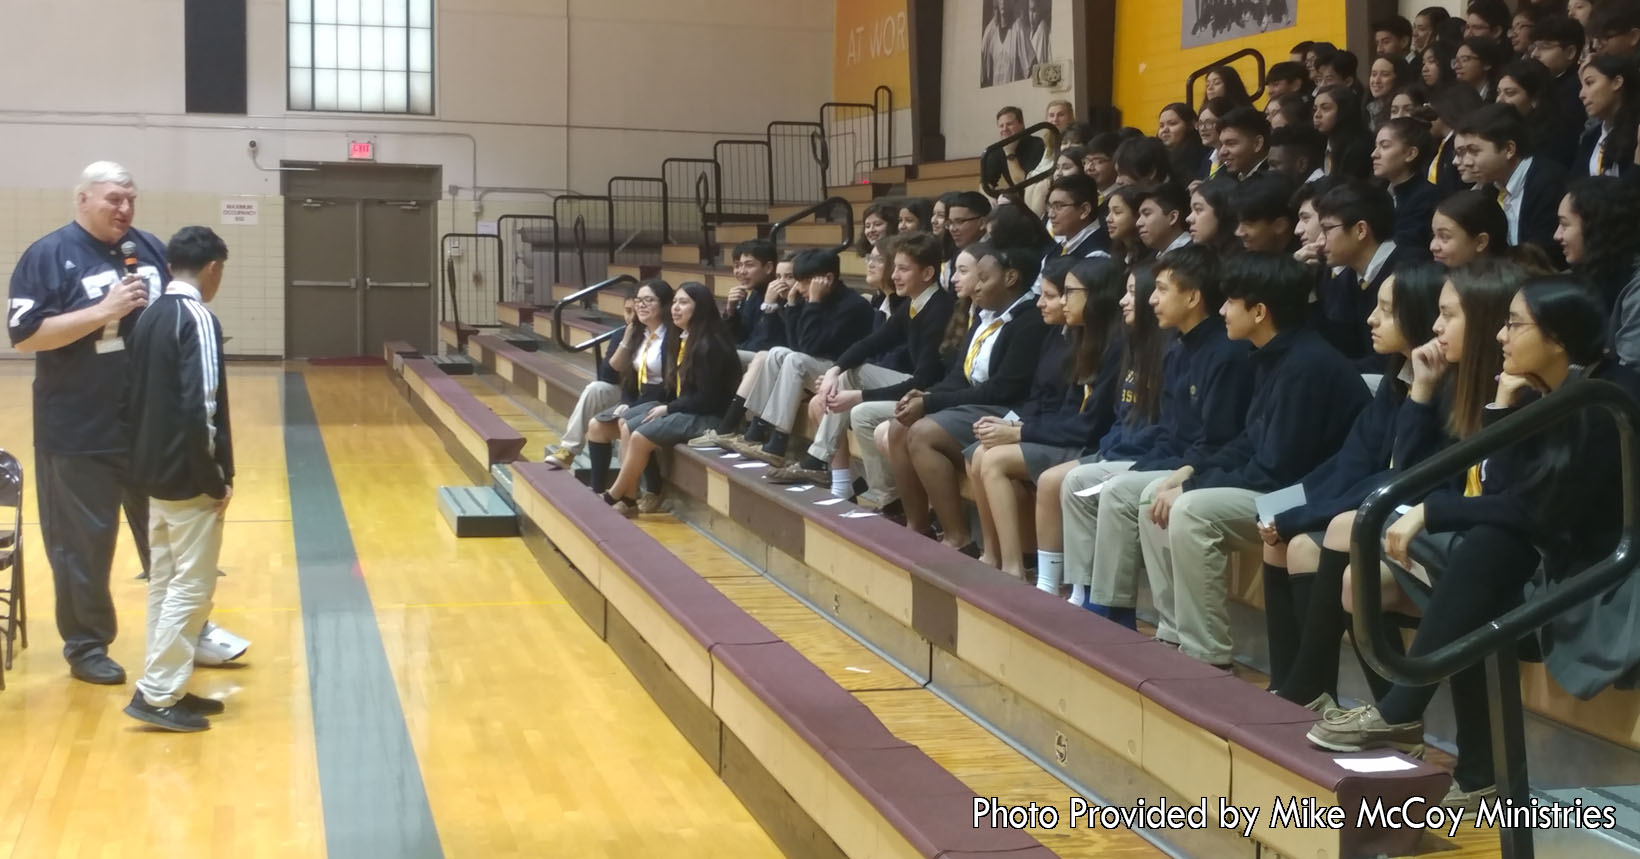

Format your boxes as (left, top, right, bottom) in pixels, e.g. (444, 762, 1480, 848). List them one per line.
(588, 442, 613, 493)
(763, 431, 789, 457)
(1352, 613, 1407, 703)
(743, 418, 770, 444)
(641, 458, 662, 493)
(1276, 547, 1349, 705)
(717, 396, 747, 435)
(1263, 563, 1299, 691)
(799, 453, 827, 470)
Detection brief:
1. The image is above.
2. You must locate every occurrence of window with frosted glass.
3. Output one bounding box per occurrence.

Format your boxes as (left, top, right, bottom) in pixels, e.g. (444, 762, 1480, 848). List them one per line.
(288, 0, 433, 114)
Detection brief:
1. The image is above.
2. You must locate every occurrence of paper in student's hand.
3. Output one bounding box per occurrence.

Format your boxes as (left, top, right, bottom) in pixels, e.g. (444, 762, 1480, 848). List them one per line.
(1002, 410, 1021, 423)
(1254, 483, 1307, 526)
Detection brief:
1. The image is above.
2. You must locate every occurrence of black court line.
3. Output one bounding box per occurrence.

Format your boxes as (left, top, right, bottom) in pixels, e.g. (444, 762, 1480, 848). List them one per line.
(283, 372, 443, 858)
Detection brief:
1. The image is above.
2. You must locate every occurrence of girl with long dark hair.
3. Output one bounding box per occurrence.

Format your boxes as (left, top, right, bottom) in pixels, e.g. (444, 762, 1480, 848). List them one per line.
(1315, 86, 1374, 178)
(857, 201, 899, 254)
(1187, 176, 1242, 256)
(584, 279, 677, 505)
(1577, 55, 1640, 178)
(1159, 102, 1210, 183)
(1558, 178, 1640, 359)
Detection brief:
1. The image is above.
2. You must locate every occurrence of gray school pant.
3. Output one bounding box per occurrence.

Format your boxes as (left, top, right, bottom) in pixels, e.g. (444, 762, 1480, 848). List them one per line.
(560, 381, 621, 453)
(1085, 470, 1173, 612)
(137, 494, 224, 707)
(1058, 459, 1136, 588)
(807, 364, 911, 462)
(746, 347, 831, 434)
(1138, 486, 1261, 666)
(850, 401, 900, 495)
(36, 451, 140, 663)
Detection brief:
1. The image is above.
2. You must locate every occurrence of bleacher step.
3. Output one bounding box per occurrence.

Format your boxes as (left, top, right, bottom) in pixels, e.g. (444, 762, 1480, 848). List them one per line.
(437, 485, 520, 537)
(428, 353, 476, 375)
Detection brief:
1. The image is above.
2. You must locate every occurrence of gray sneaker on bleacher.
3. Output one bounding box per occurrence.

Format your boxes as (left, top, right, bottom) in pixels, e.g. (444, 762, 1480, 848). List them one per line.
(687, 429, 738, 450)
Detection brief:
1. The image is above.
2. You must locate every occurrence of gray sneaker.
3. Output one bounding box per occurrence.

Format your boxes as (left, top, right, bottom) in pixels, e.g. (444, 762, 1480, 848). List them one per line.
(768, 463, 829, 486)
(636, 491, 665, 514)
(687, 430, 737, 450)
(1441, 781, 1496, 811)
(1304, 692, 1344, 720)
(1306, 704, 1425, 757)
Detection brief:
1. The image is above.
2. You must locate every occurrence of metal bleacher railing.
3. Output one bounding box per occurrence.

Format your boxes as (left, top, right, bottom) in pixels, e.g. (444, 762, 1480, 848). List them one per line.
(1352, 374, 1640, 859)
(979, 120, 1059, 201)
(1184, 46, 1267, 108)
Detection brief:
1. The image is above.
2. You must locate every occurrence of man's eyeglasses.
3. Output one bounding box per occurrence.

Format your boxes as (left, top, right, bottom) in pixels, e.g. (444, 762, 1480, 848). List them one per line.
(948, 215, 984, 226)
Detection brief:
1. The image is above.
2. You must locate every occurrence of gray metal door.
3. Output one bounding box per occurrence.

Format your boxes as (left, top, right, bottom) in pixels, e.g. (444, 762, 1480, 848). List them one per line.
(361, 199, 434, 354)
(285, 198, 362, 359)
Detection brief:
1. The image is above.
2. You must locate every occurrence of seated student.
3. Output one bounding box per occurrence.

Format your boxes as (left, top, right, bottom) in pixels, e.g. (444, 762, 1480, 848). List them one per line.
(1071, 247, 1255, 623)
(1590, 0, 1640, 60)
(1267, 93, 1314, 131)
(1430, 189, 1512, 268)
(987, 202, 1057, 267)
(1373, 118, 1440, 252)
(1267, 123, 1328, 184)
(1497, 58, 1581, 169)
(584, 279, 678, 506)
(1136, 255, 1370, 669)
(1576, 55, 1640, 179)
(1291, 176, 1337, 269)
(1315, 86, 1375, 178)
(1104, 184, 1150, 266)
(981, 106, 1047, 195)
(600, 282, 744, 516)
(1231, 171, 1300, 254)
(725, 240, 783, 363)
(1413, 6, 1448, 54)
(1042, 265, 1168, 604)
(944, 191, 994, 288)
(1216, 106, 1273, 181)
(1135, 182, 1194, 258)
(1426, 84, 1485, 195)
(1314, 178, 1420, 366)
(1533, 15, 1587, 125)
(1158, 104, 1211, 186)
(1310, 274, 1640, 808)
(1187, 176, 1243, 257)
(688, 257, 796, 447)
(1558, 177, 1640, 358)
(859, 245, 911, 371)
(1196, 97, 1235, 180)
(1453, 102, 1570, 266)
(1388, 83, 1431, 121)
(546, 286, 638, 467)
(857, 201, 899, 257)
(897, 197, 933, 234)
(1455, 36, 1507, 102)
(723, 250, 875, 466)
(1204, 65, 1254, 107)
(1377, 15, 1419, 65)
(770, 233, 956, 495)
(885, 243, 1047, 550)
(1259, 262, 1444, 709)
(1115, 136, 1177, 188)
(1314, 49, 1362, 91)
(1265, 60, 1312, 99)
(1046, 173, 1112, 258)
(1082, 132, 1123, 206)
(970, 257, 1126, 581)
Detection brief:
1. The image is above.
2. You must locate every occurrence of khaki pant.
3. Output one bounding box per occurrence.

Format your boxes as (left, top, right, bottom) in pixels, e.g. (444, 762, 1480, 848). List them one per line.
(1138, 486, 1260, 666)
(807, 364, 910, 462)
(1086, 470, 1171, 608)
(1058, 459, 1135, 588)
(746, 347, 833, 434)
(560, 381, 621, 453)
(135, 494, 225, 707)
(850, 401, 900, 495)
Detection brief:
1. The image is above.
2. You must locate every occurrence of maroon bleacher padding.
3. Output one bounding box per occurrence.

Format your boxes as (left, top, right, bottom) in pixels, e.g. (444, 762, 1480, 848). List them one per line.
(826, 744, 1046, 856)
(958, 578, 1154, 650)
(400, 356, 525, 463)
(936, 850, 1061, 858)
(715, 642, 910, 753)
(1231, 721, 1450, 859)
(1142, 674, 1325, 733)
(670, 451, 709, 500)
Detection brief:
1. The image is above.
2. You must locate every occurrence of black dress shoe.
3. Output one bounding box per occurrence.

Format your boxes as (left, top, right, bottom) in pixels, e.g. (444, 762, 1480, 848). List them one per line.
(178, 693, 226, 716)
(123, 692, 210, 732)
(71, 654, 127, 685)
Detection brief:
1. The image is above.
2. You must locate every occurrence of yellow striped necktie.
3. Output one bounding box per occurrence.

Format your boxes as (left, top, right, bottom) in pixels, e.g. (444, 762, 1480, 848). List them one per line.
(636, 330, 658, 387)
(963, 318, 1006, 378)
(674, 337, 686, 396)
(1464, 463, 1483, 497)
(1428, 137, 1446, 183)
(1209, 159, 1222, 177)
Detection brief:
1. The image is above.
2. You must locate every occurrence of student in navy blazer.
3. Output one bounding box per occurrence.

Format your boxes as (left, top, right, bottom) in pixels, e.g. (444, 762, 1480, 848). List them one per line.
(1453, 103, 1570, 267)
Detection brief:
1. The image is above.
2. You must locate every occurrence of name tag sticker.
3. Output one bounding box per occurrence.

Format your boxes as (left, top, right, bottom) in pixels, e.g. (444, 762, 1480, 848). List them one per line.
(95, 336, 125, 354)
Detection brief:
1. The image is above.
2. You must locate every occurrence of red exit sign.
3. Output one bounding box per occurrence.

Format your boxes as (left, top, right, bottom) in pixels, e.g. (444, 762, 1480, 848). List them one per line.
(348, 138, 375, 161)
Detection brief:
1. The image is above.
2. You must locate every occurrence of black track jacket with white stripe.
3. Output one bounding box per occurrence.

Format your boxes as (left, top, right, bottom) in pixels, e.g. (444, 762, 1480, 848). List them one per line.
(126, 282, 234, 501)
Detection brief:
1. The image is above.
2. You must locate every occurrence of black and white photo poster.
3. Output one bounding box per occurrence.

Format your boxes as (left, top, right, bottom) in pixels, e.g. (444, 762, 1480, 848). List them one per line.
(981, 0, 1052, 88)
(1181, 0, 1294, 49)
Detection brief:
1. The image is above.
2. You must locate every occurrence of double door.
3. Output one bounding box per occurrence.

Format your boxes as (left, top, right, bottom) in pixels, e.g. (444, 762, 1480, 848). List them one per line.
(285, 196, 435, 358)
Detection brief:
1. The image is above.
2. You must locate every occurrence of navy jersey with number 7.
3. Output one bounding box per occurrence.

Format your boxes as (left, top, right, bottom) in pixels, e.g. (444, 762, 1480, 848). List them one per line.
(7, 222, 167, 455)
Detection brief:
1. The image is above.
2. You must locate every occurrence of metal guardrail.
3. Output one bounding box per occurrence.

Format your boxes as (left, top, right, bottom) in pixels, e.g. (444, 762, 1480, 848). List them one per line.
(439, 232, 503, 329)
(769, 196, 855, 256)
(1185, 47, 1267, 108)
(550, 273, 637, 358)
(1352, 375, 1640, 859)
(495, 214, 556, 302)
(979, 120, 1059, 198)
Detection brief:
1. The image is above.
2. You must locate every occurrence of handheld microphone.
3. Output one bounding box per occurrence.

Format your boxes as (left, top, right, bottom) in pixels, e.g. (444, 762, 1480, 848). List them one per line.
(120, 240, 140, 276)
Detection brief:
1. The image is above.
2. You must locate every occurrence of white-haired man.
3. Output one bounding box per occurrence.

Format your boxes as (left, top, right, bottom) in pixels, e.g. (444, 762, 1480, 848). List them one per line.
(7, 162, 248, 685)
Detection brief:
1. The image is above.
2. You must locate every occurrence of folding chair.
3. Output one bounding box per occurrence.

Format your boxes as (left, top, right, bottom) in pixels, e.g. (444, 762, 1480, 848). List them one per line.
(0, 449, 27, 690)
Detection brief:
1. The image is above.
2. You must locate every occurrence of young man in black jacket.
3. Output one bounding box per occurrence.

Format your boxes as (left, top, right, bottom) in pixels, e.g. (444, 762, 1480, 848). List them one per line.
(726, 239, 783, 360)
(122, 226, 235, 732)
(725, 250, 876, 465)
(1454, 103, 1569, 267)
(769, 233, 956, 497)
(1314, 179, 1419, 368)
(1137, 253, 1369, 669)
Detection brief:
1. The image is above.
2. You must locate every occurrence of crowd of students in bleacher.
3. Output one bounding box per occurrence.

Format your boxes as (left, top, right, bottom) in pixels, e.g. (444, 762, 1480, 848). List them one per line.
(544, 0, 1640, 810)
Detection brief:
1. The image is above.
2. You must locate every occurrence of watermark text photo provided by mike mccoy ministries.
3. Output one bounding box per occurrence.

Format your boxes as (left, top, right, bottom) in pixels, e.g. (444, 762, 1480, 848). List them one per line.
(974, 795, 1620, 839)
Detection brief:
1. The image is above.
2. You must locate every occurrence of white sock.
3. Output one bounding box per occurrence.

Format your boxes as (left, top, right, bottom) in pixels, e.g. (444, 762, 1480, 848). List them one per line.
(1035, 551, 1064, 593)
(831, 468, 852, 499)
(1068, 583, 1087, 605)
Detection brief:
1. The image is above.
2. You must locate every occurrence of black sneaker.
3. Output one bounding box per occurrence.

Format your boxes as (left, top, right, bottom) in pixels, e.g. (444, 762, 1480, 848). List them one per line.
(177, 693, 226, 716)
(124, 692, 211, 732)
(70, 654, 126, 685)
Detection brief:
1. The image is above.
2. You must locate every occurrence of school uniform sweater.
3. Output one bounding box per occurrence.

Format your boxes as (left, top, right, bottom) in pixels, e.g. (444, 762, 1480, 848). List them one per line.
(1021, 335, 1125, 449)
(1183, 327, 1370, 492)
(834, 287, 957, 402)
(867, 291, 912, 371)
(1093, 367, 1166, 461)
(668, 338, 744, 416)
(1132, 317, 1254, 472)
(924, 299, 1048, 414)
(783, 282, 876, 361)
(729, 283, 786, 351)
(1389, 175, 1439, 254)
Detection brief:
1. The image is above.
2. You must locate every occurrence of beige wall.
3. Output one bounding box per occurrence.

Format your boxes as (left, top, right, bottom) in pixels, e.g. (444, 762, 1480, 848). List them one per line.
(1, 0, 834, 358)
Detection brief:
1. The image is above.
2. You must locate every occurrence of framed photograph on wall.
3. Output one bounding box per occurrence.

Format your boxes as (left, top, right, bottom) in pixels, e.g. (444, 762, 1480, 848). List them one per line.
(981, 0, 1052, 88)
(1181, 0, 1295, 49)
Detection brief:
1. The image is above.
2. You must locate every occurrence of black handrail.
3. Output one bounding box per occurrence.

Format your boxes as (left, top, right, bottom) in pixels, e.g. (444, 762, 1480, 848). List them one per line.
(1352, 376, 1640, 686)
(980, 120, 1059, 197)
(551, 274, 637, 354)
(572, 215, 589, 288)
(694, 172, 716, 263)
(768, 121, 829, 203)
(552, 193, 616, 267)
(820, 100, 879, 175)
(661, 156, 723, 235)
(1351, 375, 1640, 859)
(768, 196, 854, 256)
(875, 84, 894, 169)
(1185, 47, 1267, 108)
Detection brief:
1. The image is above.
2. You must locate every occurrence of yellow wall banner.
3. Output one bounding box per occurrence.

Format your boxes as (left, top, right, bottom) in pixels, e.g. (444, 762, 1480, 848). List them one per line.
(835, 0, 910, 104)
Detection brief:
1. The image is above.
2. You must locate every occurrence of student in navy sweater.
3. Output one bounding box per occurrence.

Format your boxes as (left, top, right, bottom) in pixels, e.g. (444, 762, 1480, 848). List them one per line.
(1372, 117, 1440, 252)
(1453, 103, 1569, 267)
(1314, 179, 1421, 368)
(601, 282, 743, 517)
(725, 239, 783, 360)
(767, 233, 956, 497)
(1074, 246, 1254, 626)
(1311, 276, 1640, 805)
(969, 256, 1126, 582)
(1136, 252, 1370, 669)
(727, 250, 876, 466)
(1256, 261, 1443, 710)
(885, 242, 1047, 550)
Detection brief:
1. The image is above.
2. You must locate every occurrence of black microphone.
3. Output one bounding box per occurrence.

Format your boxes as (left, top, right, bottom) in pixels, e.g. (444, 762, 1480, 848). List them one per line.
(120, 240, 139, 276)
